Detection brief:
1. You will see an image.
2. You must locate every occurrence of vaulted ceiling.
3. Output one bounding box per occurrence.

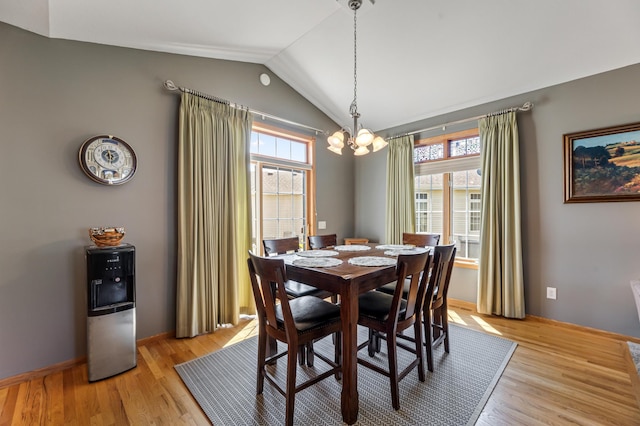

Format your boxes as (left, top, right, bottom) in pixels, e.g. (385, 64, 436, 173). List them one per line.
(3, 0, 640, 131)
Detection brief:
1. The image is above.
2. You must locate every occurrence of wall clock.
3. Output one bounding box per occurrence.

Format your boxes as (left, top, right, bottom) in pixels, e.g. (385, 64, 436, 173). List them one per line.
(78, 135, 137, 185)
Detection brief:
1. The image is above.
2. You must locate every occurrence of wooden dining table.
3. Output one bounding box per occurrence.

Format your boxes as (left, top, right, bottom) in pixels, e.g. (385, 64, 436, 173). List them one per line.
(281, 243, 401, 425)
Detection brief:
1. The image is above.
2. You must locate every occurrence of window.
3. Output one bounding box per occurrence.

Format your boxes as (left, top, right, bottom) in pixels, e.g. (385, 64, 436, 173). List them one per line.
(414, 129, 481, 264)
(415, 193, 430, 232)
(250, 124, 315, 254)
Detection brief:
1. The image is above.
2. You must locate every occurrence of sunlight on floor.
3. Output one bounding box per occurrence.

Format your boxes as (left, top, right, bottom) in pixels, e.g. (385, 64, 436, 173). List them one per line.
(448, 310, 467, 326)
(224, 319, 258, 348)
(471, 315, 502, 335)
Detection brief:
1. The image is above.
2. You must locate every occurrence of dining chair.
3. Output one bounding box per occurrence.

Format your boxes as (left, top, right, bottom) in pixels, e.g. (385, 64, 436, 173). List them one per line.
(263, 237, 334, 297)
(376, 233, 440, 298)
(308, 233, 337, 249)
(402, 232, 441, 247)
(421, 244, 456, 372)
(263, 237, 334, 299)
(247, 252, 342, 426)
(262, 237, 337, 366)
(356, 251, 431, 410)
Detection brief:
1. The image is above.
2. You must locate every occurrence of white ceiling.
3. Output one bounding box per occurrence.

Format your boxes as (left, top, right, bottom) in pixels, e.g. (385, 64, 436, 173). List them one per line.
(3, 0, 640, 131)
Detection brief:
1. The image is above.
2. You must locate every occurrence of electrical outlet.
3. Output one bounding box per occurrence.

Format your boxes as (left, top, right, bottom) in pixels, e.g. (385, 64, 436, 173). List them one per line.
(546, 287, 557, 300)
(318, 221, 327, 230)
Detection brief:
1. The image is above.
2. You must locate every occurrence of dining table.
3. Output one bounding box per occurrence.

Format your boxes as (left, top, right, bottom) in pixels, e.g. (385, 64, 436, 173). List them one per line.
(279, 243, 420, 425)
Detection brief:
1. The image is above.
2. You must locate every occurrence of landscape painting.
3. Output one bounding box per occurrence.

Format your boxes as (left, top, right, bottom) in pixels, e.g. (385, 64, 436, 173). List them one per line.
(564, 122, 640, 203)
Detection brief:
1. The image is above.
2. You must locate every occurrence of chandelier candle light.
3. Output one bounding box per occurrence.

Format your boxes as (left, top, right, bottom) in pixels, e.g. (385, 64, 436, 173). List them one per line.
(327, 0, 387, 156)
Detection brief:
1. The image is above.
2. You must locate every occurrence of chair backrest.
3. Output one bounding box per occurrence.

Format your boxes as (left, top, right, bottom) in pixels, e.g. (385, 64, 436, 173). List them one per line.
(426, 244, 457, 311)
(263, 237, 300, 256)
(402, 232, 441, 247)
(390, 252, 431, 322)
(247, 252, 295, 335)
(308, 234, 337, 249)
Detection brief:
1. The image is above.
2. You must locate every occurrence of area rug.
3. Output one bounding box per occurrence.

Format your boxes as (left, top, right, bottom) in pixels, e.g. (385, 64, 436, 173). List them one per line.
(175, 324, 516, 425)
(627, 341, 640, 377)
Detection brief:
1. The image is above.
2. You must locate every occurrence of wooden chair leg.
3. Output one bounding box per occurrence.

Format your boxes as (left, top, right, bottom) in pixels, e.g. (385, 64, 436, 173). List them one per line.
(257, 328, 267, 394)
(298, 346, 306, 366)
(367, 329, 377, 357)
(442, 305, 450, 353)
(414, 319, 425, 382)
(423, 309, 433, 372)
(306, 342, 315, 367)
(386, 332, 400, 410)
(334, 331, 342, 380)
(285, 346, 298, 426)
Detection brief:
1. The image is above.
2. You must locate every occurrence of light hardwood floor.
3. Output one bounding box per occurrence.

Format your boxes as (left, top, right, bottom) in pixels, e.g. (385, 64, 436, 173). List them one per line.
(1, 299, 639, 425)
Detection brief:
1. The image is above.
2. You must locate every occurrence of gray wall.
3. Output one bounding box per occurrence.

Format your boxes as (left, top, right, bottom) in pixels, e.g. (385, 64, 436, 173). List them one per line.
(0, 22, 354, 380)
(356, 63, 640, 338)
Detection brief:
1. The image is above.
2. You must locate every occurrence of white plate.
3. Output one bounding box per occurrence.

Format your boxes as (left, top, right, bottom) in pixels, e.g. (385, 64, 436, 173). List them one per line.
(384, 247, 429, 256)
(334, 245, 371, 251)
(375, 244, 415, 250)
(295, 250, 339, 258)
(348, 256, 397, 267)
(292, 257, 343, 268)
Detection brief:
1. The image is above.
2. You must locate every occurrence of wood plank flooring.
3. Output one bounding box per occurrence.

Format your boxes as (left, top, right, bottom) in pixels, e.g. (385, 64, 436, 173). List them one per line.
(1, 299, 639, 425)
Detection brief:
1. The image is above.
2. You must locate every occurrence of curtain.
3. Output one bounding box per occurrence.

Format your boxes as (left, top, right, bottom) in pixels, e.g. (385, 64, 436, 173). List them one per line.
(176, 93, 253, 338)
(477, 111, 525, 318)
(385, 135, 415, 245)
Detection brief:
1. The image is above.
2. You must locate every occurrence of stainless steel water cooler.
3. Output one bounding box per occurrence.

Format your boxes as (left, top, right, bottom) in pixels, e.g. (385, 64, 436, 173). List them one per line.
(86, 244, 137, 382)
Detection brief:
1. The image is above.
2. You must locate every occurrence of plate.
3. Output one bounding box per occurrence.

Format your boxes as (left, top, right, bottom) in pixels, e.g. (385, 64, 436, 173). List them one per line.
(384, 247, 430, 256)
(292, 258, 343, 268)
(295, 250, 339, 258)
(334, 245, 371, 251)
(348, 256, 397, 267)
(375, 244, 415, 250)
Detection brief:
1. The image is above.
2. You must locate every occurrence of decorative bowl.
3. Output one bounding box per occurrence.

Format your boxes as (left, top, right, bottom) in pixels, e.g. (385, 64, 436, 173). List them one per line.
(89, 227, 125, 247)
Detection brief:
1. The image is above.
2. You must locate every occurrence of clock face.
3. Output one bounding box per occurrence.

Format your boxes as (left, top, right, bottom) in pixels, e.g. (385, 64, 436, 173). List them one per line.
(79, 135, 137, 185)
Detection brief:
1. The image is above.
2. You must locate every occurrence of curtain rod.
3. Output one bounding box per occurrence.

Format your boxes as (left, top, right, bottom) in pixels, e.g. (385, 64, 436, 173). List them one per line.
(391, 101, 534, 139)
(163, 80, 328, 136)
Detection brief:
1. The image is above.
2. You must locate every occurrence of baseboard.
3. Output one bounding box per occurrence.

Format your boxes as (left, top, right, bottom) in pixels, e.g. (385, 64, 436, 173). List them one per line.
(449, 298, 640, 344)
(0, 331, 174, 390)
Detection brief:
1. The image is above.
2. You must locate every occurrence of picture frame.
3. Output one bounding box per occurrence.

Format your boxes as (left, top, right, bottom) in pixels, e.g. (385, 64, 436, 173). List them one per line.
(563, 122, 640, 203)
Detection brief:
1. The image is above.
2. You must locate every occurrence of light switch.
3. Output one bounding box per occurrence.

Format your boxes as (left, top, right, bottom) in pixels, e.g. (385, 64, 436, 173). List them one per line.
(318, 221, 327, 230)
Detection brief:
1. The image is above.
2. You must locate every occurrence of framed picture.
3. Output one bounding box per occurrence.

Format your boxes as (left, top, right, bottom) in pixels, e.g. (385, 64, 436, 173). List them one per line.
(564, 122, 640, 203)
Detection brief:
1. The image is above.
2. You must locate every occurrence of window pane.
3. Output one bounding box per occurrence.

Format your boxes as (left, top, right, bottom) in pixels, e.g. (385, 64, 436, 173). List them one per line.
(414, 174, 443, 234)
(291, 141, 307, 162)
(450, 136, 481, 157)
(276, 138, 291, 160)
(414, 143, 444, 162)
(258, 133, 276, 157)
(451, 169, 481, 260)
(292, 170, 304, 194)
(250, 132, 260, 154)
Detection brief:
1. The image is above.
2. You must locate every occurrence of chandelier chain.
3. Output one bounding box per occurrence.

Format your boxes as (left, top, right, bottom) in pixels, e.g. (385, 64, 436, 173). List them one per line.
(351, 5, 358, 115)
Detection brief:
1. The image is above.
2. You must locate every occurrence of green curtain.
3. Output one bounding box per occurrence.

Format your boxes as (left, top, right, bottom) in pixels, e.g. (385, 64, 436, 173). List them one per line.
(385, 135, 415, 244)
(176, 93, 253, 338)
(477, 111, 525, 318)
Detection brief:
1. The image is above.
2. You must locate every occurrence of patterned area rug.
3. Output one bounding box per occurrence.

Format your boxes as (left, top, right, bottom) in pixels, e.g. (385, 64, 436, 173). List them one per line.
(628, 341, 640, 377)
(175, 324, 516, 425)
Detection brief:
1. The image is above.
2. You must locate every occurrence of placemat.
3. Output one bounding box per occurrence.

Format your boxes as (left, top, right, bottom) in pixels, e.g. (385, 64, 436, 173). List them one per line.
(292, 257, 343, 268)
(333, 245, 371, 251)
(376, 244, 415, 250)
(384, 247, 430, 256)
(295, 250, 339, 258)
(348, 256, 397, 267)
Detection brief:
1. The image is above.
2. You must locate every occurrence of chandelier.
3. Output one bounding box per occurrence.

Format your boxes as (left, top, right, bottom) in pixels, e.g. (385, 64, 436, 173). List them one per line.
(327, 0, 387, 156)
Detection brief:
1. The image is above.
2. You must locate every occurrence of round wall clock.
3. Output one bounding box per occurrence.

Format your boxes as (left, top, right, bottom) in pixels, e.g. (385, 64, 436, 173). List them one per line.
(78, 135, 137, 185)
